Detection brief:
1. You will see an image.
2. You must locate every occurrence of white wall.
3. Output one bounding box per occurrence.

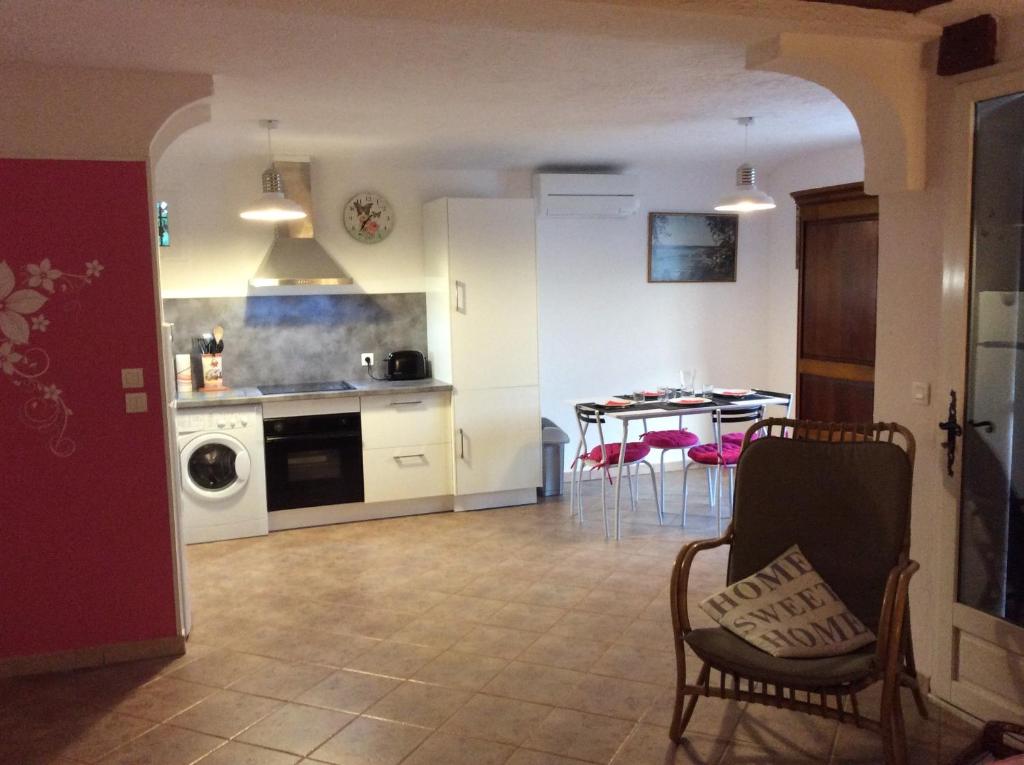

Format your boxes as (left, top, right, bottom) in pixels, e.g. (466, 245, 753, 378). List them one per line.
(762, 144, 866, 394)
(537, 167, 778, 468)
(155, 135, 530, 297)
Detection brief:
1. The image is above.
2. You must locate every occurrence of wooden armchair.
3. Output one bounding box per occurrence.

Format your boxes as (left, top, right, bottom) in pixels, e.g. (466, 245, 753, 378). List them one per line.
(669, 418, 928, 765)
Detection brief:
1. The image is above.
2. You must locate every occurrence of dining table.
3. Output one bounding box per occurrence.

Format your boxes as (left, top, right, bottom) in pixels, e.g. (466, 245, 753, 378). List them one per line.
(575, 389, 792, 539)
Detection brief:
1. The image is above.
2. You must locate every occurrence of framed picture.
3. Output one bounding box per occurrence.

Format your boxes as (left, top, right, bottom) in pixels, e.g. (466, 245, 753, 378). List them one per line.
(647, 212, 738, 283)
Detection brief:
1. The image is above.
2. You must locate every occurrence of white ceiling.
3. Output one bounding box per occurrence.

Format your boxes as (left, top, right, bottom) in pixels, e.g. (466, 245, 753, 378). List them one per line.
(0, 0, 981, 171)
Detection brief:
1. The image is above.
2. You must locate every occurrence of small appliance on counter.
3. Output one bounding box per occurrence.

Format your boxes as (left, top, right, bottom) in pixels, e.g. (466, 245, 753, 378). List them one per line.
(385, 350, 427, 381)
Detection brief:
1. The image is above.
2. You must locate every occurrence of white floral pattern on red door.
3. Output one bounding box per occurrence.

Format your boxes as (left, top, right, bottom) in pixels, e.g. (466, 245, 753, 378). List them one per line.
(0, 259, 104, 456)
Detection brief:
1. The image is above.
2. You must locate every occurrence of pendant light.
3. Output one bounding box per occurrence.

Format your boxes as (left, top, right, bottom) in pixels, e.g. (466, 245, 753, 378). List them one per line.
(714, 117, 776, 213)
(239, 119, 307, 222)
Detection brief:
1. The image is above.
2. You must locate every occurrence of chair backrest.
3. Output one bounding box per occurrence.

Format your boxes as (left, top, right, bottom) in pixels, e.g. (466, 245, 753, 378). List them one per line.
(727, 418, 915, 634)
(575, 404, 606, 425)
(753, 389, 794, 418)
(712, 405, 765, 425)
(574, 404, 608, 461)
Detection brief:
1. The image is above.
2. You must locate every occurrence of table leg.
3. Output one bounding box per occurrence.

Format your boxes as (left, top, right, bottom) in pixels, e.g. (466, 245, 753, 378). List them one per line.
(614, 420, 629, 540)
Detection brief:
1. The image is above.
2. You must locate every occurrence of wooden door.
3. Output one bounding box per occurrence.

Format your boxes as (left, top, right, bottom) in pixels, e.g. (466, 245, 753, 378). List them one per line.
(793, 183, 879, 422)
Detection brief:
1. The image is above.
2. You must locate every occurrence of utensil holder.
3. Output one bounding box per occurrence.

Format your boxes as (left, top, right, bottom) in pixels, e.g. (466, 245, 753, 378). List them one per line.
(200, 353, 225, 391)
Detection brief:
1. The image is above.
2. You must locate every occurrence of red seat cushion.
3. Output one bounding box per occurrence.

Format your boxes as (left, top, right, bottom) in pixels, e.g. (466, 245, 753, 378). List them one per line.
(586, 442, 650, 467)
(722, 431, 764, 446)
(642, 429, 700, 449)
(687, 443, 741, 465)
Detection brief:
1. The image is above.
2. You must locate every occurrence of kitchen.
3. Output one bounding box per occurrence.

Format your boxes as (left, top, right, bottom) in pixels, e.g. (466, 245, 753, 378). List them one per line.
(158, 132, 547, 549)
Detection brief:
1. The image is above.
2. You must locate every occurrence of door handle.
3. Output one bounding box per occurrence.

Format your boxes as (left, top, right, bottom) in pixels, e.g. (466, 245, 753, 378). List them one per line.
(455, 281, 467, 314)
(459, 428, 465, 459)
(967, 419, 994, 433)
(938, 389, 963, 477)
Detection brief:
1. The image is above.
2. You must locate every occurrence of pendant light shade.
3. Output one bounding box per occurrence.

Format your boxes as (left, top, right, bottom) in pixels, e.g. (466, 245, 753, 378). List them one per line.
(239, 120, 308, 222)
(714, 118, 776, 214)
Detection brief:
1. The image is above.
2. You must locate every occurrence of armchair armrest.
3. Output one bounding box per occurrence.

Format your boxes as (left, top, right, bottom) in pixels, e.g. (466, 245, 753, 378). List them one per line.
(876, 558, 920, 671)
(670, 526, 734, 636)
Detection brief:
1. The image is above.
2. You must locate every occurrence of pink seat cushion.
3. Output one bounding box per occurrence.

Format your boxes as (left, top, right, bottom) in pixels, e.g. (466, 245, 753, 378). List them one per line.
(687, 443, 741, 465)
(722, 431, 764, 446)
(642, 429, 700, 449)
(586, 442, 650, 467)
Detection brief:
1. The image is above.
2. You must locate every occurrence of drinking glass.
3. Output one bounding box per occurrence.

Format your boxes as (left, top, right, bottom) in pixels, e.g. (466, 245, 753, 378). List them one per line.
(679, 368, 696, 395)
(633, 389, 646, 402)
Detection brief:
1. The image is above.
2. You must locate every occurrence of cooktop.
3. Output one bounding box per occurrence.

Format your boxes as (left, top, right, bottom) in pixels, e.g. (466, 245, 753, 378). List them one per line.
(257, 381, 355, 395)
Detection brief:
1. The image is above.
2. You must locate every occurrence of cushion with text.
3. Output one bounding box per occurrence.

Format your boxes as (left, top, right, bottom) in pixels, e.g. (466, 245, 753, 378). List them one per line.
(698, 545, 876, 658)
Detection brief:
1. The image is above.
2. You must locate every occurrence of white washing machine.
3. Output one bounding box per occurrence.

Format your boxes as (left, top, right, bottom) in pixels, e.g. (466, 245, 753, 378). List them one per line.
(177, 404, 268, 544)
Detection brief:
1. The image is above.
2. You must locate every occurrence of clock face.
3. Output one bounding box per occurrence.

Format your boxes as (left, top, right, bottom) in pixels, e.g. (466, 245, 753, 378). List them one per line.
(343, 192, 394, 243)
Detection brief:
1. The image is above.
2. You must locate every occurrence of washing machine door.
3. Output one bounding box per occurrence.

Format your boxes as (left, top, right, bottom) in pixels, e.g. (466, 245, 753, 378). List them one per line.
(181, 433, 251, 501)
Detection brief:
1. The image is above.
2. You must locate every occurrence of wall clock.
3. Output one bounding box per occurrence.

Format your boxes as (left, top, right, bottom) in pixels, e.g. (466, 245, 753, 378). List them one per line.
(343, 192, 394, 243)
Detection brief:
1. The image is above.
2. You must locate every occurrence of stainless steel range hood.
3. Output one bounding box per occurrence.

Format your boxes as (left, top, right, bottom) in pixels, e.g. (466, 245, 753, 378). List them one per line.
(249, 160, 353, 287)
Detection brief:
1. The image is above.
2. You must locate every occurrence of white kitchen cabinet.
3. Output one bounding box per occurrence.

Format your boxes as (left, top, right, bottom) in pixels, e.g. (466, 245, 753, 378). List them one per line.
(447, 200, 539, 389)
(360, 392, 450, 449)
(424, 198, 541, 510)
(362, 444, 452, 503)
(360, 392, 452, 503)
(453, 386, 541, 498)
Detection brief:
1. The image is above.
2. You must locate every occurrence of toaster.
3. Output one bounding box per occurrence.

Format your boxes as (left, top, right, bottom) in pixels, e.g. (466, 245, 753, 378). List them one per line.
(386, 350, 427, 381)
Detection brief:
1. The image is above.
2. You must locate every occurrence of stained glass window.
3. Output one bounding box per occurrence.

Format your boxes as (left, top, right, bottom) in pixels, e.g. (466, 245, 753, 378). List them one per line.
(156, 201, 170, 247)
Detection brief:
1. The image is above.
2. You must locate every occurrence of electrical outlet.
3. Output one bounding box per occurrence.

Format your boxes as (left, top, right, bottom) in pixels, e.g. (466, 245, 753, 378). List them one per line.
(361, 352, 374, 368)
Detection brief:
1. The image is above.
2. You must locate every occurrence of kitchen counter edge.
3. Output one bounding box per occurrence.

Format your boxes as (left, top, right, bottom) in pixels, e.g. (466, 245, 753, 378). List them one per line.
(173, 379, 454, 410)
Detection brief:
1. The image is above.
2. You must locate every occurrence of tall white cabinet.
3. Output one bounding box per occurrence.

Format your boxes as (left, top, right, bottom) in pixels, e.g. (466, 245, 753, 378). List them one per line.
(424, 198, 541, 511)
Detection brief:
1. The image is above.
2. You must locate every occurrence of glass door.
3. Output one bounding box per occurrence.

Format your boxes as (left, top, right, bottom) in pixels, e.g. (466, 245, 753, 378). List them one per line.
(958, 91, 1024, 628)
(937, 83, 1024, 722)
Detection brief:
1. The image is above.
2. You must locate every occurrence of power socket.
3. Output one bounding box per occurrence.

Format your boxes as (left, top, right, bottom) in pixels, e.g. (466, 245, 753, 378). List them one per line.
(361, 352, 374, 368)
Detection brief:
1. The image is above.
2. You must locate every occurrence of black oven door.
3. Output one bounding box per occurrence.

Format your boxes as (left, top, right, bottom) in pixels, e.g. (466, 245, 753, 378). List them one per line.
(264, 413, 364, 511)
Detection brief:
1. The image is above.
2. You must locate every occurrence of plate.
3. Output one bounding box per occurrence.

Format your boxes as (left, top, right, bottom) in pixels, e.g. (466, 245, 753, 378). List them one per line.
(669, 396, 712, 405)
(601, 397, 633, 407)
(714, 388, 753, 397)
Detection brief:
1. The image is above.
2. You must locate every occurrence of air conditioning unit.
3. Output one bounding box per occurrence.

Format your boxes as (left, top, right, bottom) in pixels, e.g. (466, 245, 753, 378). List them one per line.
(533, 174, 639, 218)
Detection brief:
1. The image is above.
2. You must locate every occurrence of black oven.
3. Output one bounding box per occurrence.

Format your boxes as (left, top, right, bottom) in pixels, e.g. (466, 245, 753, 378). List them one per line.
(264, 412, 364, 511)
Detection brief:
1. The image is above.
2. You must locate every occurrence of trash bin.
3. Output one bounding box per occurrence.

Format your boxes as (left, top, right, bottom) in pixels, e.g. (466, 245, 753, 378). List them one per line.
(541, 417, 571, 497)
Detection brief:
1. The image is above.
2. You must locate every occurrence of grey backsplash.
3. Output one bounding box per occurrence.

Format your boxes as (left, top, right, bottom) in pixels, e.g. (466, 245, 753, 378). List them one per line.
(163, 294, 428, 387)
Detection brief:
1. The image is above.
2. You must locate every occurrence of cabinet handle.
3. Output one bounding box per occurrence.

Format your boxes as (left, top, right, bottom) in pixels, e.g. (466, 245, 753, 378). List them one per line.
(459, 428, 465, 459)
(455, 281, 467, 314)
(393, 453, 426, 460)
(388, 400, 423, 407)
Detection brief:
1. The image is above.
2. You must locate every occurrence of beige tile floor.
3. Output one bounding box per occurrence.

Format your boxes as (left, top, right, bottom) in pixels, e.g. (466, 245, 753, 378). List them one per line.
(1, 474, 980, 764)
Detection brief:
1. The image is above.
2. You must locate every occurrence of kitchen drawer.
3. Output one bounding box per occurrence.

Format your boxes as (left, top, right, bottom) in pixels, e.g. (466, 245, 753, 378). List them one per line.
(362, 443, 452, 503)
(360, 392, 450, 449)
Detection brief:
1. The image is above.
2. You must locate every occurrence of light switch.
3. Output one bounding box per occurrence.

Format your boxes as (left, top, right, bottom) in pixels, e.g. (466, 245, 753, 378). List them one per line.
(121, 368, 144, 389)
(125, 392, 148, 413)
(911, 382, 930, 406)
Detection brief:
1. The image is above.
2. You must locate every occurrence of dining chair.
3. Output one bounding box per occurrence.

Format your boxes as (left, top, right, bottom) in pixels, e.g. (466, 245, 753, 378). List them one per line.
(681, 404, 765, 528)
(670, 419, 927, 765)
(569, 404, 660, 536)
(721, 390, 793, 447)
(641, 418, 700, 522)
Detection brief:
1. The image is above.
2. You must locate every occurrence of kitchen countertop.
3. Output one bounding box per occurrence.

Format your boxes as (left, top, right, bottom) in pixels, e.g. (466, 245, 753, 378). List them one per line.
(173, 378, 453, 409)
